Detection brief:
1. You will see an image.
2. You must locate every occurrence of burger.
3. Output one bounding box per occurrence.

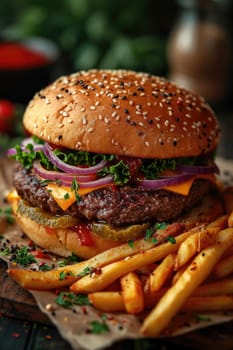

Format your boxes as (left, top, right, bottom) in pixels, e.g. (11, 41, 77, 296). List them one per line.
(7, 69, 222, 259)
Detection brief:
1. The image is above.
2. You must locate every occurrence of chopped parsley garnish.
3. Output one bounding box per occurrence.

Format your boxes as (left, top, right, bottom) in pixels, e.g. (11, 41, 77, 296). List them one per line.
(155, 222, 168, 230)
(128, 240, 134, 248)
(0, 247, 10, 256)
(89, 320, 110, 334)
(0, 206, 14, 225)
(13, 246, 36, 266)
(57, 253, 81, 267)
(71, 178, 80, 202)
(144, 227, 155, 241)
(144, 222, 168, 243)
(55, 292, 90, 308)
(195, 314, 211, 322)
(151, 237, 158, 244)
(64, 192, 70, 200)
(38, 264, 52, 271)
(77, 266, 92, 277)
(59, 270, 75, 280)
(165, 236, 176, 244)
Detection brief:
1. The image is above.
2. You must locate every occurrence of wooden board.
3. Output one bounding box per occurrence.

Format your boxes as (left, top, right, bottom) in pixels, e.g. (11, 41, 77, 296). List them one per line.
(0, 260, 51, 325)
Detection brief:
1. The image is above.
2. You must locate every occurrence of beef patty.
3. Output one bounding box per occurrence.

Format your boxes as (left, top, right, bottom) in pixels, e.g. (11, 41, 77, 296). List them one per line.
(13, 164, 213, 226)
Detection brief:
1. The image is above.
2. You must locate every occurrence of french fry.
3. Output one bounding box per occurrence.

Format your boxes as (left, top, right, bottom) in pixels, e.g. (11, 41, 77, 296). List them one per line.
(175, 227, 219, 271)
(120, 272, 144, 314)
(6, 224, 204, 290)
(7, 260, 87, 289)
(182, 295, 233, 312)
(88, 291, 125, 312)
(89, 290, 233, 314)
(222, 186, 233, 213)
(140, 228, 233, 336)
(214, 254, 233, 278)
(144, 254, 175, 294)
(171, 265, 187, 285)
(207, 214, 228, 229)
(193, 277, 233, 296)
(6, 235, 160, 290)
(228, 211, 233, 228)
(70, 229, 196, 294)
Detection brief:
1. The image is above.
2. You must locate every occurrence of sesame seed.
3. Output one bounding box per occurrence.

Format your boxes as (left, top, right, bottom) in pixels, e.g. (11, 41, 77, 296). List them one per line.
(87, 127, 94, 133)
(75, 141, 82, 149)
(82, 116, 87, 125)
(80, 107, 86, 112)
(138, 122, 144, 127)
(58, 123, 64, 128)
(145, 141, 150, 147)
(112, 111, 117, 117)
(90, 106, 96, 110)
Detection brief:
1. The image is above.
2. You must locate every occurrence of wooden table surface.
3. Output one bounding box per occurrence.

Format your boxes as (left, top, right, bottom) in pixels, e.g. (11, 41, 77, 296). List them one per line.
(0, 110, 232, 350)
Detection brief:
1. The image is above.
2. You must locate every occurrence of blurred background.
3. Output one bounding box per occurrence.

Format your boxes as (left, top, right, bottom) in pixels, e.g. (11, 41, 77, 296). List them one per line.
(0, 0, 233, 157)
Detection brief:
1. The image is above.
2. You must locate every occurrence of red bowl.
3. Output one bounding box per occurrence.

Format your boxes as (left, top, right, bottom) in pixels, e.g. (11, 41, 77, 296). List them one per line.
(0, 37, 60, 103)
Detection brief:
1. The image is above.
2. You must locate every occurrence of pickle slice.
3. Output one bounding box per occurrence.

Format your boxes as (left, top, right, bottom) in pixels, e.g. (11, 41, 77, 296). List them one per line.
(91, 222, 150, 241)
(17, 200, 79, 228)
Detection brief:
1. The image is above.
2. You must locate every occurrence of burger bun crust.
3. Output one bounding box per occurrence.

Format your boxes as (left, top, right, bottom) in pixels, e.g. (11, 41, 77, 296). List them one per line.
(23, 69, 220, 159)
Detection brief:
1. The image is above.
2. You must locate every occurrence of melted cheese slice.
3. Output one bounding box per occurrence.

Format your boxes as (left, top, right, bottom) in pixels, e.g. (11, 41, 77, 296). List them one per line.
(46, 174, 216, 211)
(46, 183, 109, 211)
(164, 173, 216, 195)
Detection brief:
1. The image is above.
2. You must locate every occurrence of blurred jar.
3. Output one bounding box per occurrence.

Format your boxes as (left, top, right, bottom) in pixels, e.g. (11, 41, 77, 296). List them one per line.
(167, 0, 232, 105)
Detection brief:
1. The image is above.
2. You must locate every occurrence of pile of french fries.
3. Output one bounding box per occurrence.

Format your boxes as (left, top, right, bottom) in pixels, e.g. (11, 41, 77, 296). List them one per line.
(8, 188, 233, 336)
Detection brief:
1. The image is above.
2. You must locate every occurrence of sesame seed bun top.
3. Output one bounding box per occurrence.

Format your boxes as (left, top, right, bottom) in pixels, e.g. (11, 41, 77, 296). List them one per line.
(23, 69, 220, 158)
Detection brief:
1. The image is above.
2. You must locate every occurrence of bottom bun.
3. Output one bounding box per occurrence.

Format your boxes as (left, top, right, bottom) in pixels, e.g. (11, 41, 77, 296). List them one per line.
(12, 200, 120, 259)
(11, 191, 224, 259)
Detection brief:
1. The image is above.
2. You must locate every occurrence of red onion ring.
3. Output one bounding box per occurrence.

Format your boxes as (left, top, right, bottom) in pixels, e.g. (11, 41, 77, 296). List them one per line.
(6, 148, 17, 156)
(33, 161, 98, 183)
(7, 141, 44, 156)
(43, 143, 107, 175)
(140, 174, 193, 190)
(61, 175, 113, 188)
(177, 163, 219, 175)
(21, 137, 36, 148)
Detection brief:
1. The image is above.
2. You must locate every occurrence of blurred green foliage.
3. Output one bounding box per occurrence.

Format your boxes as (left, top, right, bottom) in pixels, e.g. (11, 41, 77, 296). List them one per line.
(0, 0, 176, 75)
